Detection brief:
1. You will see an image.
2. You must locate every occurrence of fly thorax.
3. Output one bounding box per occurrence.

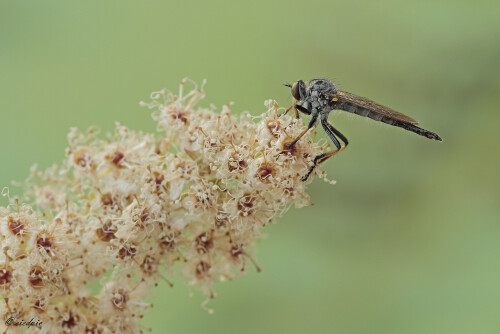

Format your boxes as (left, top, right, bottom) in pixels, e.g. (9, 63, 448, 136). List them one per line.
(304, 95, 319, 109)
(312, 100, 320, 108)
(308, 79, 338, 96)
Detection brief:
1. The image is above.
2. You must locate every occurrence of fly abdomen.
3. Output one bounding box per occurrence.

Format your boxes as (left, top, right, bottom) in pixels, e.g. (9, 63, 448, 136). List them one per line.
(380, 116, 396, 125)
(333, 100, 396, 125)
(331, 99, 441, 141)
(393, 121, 442, 141)
(339, 101, 367, 116)
(367, 112, 383, 122)
(334, 100, 382, 121)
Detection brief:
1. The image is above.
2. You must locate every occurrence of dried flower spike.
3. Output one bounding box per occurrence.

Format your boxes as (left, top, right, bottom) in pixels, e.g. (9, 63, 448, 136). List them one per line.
(0, 79, 332, 333)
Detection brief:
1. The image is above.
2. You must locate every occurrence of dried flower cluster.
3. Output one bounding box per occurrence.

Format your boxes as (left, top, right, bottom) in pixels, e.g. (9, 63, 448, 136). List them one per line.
(0, 79, 332, 333)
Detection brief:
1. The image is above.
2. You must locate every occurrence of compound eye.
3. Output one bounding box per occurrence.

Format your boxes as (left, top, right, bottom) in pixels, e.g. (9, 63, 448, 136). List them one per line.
(291, 82, 301, 100)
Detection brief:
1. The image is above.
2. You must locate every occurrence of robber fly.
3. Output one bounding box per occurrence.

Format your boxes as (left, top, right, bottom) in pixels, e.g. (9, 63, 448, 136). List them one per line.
(282, 79, 442, 181)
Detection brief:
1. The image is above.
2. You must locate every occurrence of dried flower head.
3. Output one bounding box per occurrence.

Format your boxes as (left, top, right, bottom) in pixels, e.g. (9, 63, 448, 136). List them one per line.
(0, 79, 333, 333)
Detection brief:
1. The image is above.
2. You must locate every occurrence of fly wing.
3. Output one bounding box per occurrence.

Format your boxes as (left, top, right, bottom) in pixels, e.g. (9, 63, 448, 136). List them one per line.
(330, 90, 419, 125)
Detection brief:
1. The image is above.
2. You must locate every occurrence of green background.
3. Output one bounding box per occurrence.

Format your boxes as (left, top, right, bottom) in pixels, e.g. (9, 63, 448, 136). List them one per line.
(1, 1, 499, 333)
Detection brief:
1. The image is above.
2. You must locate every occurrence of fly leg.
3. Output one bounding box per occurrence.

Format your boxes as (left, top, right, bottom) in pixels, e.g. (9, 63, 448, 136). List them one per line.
(302, 118, 349, 182)
(276, 110, 318, 157)
(283, 104, 312, 130)
(280, 104, 310, 118)
(280, 104, 299, 118)
(295, 104, 311, 115)
(284, 112, 318, 150)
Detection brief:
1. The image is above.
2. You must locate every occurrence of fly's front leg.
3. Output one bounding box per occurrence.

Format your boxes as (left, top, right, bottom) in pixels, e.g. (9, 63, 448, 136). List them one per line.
(295, 104, 311, 115)
(283, 104, 312, 130)
(280, 104, 310, 118)
(285, 112, 318, 150)
(276, 110, 318, 158)
(302, 118, 349, 182)
(280, 104, 298, 118)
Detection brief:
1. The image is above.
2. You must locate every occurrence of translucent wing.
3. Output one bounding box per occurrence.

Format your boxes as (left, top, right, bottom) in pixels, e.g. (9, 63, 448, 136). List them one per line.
(329, 90, 419, 125)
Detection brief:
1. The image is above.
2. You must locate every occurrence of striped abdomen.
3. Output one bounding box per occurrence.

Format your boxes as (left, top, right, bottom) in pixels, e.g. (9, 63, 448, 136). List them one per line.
(333, 100, 398, 125)
(331, 99, 442, 141)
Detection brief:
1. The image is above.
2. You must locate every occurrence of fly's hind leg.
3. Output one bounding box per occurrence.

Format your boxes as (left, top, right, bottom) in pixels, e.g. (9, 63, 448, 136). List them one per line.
(302, 147, 346, 182)
(302, 120, 349, 182)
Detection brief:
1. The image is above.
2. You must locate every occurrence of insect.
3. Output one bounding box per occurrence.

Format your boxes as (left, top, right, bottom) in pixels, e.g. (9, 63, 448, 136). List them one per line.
(281, 79, 442, 181)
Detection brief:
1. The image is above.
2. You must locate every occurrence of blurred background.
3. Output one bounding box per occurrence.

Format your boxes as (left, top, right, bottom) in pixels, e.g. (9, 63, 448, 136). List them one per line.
(1, 1, 499, 333)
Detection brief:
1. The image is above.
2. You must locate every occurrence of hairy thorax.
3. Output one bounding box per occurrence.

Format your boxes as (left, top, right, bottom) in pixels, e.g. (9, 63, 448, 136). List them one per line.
(302, 79, 338, 113)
